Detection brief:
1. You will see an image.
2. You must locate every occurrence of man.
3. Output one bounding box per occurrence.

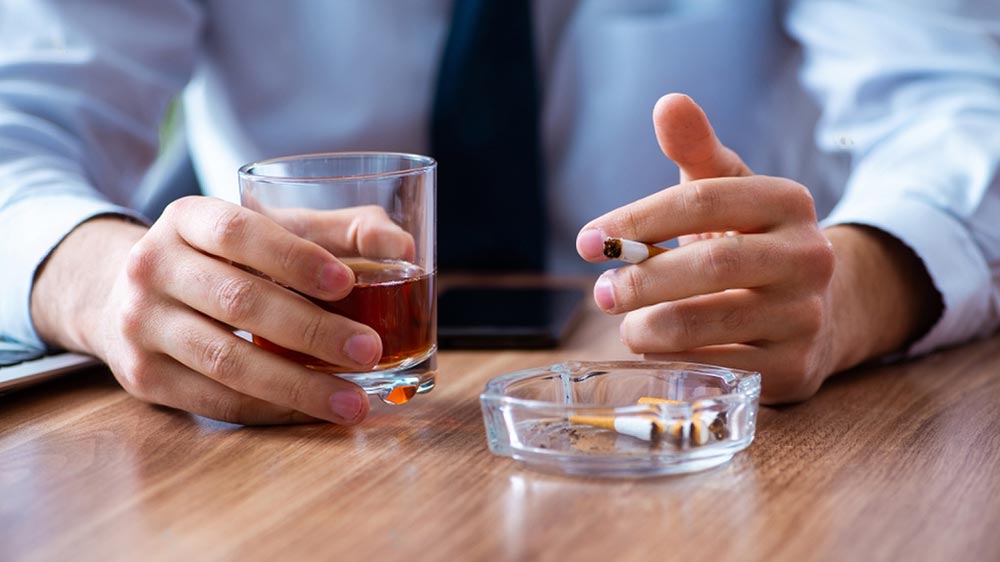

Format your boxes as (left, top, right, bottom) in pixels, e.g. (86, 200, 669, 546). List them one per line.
(2, 1, 997, 425)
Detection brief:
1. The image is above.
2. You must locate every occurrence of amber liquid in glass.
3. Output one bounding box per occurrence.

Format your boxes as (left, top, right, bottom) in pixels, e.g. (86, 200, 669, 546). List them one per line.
(254, 259, 436, 372)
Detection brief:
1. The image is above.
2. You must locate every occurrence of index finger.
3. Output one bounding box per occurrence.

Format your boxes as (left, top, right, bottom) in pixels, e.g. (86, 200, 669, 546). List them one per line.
(577, 175, 816, 262)
(164, 196, 355, 302)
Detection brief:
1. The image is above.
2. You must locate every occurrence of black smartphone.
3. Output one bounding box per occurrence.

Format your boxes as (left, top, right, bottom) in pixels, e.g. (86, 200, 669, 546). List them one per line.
(437, 286, 585, 349)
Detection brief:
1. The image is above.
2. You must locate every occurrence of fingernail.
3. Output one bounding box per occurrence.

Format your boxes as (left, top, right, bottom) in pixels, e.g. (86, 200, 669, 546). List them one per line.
(329, 391, 365, 423)
(577, 229, 607, 261)
(320, 263, 352, 294)
(344, 333, 381, 366)
(594, 272, 616, 311)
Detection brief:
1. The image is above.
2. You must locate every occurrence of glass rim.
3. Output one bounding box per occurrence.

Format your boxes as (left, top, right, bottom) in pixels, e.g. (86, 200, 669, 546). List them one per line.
(238, 151, 437, 183)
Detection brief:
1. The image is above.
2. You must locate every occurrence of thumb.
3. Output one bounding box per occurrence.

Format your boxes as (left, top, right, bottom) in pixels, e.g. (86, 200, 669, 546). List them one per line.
(653, 93, 752, 181)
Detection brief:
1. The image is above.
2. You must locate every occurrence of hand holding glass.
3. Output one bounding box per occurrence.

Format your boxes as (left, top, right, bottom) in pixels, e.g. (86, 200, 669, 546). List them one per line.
(239, 153, 437, 404)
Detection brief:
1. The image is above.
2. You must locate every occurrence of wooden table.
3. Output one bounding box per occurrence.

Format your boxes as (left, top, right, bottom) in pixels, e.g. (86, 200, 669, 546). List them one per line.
(3, 288, 1000, 562)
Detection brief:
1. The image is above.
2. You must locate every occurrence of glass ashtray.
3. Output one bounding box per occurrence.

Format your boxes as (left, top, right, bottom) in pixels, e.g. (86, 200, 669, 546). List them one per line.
(480, 361, 761, 477)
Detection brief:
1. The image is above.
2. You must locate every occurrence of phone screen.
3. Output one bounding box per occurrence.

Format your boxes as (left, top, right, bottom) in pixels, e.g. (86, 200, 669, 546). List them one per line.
(437, 286, 585, 349)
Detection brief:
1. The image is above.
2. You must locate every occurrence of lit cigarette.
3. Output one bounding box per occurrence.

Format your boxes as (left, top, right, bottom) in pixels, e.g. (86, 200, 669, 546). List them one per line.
(568, 414, 664, 444)
(602, 237, 668, 264)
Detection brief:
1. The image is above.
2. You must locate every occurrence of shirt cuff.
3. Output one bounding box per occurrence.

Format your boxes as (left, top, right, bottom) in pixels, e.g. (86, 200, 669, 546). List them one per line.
(0, 194, 148, 352)
(821, 195, 994, 358)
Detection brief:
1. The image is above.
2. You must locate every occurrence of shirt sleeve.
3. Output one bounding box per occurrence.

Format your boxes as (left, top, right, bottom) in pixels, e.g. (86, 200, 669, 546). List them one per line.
(0, 1, 203, 353)
(786, 0, 1000, 356)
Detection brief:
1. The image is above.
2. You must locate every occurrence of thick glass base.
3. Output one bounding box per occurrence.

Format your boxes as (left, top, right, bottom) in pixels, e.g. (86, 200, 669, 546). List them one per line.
(511, 451, 735, 478)
(337, 349, 436, 405)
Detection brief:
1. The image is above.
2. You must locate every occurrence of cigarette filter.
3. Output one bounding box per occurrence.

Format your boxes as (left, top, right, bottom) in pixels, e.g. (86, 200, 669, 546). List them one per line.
(568, 414, 664, 444)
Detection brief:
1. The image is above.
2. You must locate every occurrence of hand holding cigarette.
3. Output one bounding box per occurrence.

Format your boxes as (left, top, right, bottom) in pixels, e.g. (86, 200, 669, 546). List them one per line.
(575, 93, 842, 405)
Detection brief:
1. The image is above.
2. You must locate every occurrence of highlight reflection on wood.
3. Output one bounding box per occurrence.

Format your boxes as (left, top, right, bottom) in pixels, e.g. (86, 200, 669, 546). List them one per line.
(2, 278, 999, 562)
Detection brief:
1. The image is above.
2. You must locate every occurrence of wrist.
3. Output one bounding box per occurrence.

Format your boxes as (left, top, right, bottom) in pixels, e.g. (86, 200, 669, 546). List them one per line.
(30, 217, 147, 358)
(823, 224, 942, 372)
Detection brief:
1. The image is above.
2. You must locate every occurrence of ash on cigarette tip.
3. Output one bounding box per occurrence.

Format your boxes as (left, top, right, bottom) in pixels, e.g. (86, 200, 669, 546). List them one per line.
(603, 238, 623, 259)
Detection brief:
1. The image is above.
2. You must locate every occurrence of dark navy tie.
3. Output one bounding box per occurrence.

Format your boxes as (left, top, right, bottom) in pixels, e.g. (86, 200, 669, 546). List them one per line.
(431, 0, 546, 272)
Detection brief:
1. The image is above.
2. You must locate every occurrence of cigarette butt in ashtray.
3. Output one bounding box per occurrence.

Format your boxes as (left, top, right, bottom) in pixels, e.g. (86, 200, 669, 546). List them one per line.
(637, 396, 726, 443)
(637, 396, 686, 406)
(568, 414, 665, 444)
(602, 237, 668, 264)
(637, 397, 688, 442)
(689, 416, 712, 446)
(565, 397, 724, 445)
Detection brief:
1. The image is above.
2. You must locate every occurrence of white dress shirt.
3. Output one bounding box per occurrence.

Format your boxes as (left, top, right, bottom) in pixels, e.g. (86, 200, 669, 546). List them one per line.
(1, 0, 998, 360)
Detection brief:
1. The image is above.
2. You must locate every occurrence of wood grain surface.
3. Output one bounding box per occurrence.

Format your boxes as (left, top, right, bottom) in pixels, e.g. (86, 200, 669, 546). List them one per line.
(2, 279, 999, 562)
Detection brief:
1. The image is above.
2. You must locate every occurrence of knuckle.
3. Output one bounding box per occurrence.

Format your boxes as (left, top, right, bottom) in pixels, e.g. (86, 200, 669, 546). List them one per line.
(763, 362, 816, 402)
(299, 312, 328, 353)
(347, 211, 378, 251)
(802, 297, 826, 331)
(622, 303, 693, 353)
(361, 205, 390, 220)
(161, 196, 195, 221)
(664, 302, 698, 350)
(783, 181, 818, 220)
(124, 241, 159, 283)
(278, 237, 305, 277)
(658, 302, 701, 344)
(215, 277, 259, 324)
(612, 206, 652, 241)
(211, 206, 249, 249)
(702, 242, 742, 279)
(199, 336, 242, 384)
(784, 345, 816, 380)
(753, 238, 783, 272)
(618, 206, 643, 234)
(811, 240, 837, 283)
(208, 395, 251, 424)
(118, 301, 148, 338)
(354, 205, 395, 243)
(116, 353, 157, 401)
(720, 305, 747, 332)
(277, 375, 311, 411)
(683, 181, 724, 218)
(796, 235, 836, 286)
